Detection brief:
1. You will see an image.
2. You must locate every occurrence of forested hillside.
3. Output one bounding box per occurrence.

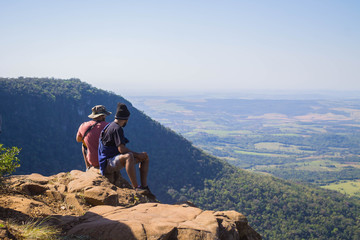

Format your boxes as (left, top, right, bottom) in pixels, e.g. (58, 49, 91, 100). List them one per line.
(1, 77, 360, 239)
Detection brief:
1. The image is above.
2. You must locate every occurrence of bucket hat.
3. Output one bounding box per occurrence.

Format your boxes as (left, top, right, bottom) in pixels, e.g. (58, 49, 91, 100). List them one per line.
(88, 105, 112, 119)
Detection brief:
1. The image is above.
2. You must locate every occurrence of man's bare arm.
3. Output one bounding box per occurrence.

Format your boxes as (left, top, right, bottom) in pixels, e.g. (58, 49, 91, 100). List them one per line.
(76, 133, 83, 142)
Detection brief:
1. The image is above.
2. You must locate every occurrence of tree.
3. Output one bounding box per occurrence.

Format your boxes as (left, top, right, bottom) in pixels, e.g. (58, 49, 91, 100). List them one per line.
(0, 144, 20, 178)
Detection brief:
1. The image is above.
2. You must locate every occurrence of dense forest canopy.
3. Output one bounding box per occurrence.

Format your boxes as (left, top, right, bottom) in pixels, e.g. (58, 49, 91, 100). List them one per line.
(0, 77, 359, 239)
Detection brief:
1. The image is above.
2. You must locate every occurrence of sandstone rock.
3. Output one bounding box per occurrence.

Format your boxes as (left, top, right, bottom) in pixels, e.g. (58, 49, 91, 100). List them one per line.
(214, 211, 261, 240)
(113, 174, 133, 189)
(45, 190, 64, 202)
(69, 170, 84, 179)
(27, 173, 49, 184)
(66, 203, 262, 240)
(51, 172, 72, 186)
(214, 211, 247, 223)
(21, 183, 48, 195)
(65, 194, 84, 215)
(83, 186, 118, 206)
(0, 196, 53, 217)
(49, 215, 81, 233)
(115, 188, 147, 207)
(67, 168, 111, 193)
(1, 170, 261, 239)
(4, 169, 154, 211)
(53, 172, 69, 179)
(55, 183, 67, 193)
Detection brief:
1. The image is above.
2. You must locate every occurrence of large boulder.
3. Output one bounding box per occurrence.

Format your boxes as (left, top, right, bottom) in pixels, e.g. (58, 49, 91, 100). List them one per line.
(66, 203, 262, 240)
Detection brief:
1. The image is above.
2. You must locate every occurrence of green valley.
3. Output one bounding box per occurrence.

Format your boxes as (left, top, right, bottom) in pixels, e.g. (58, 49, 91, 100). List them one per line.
(129, 96, 360, 196)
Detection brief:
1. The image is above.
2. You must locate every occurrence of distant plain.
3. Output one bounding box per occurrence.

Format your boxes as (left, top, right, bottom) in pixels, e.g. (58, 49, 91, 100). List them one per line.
(129, 95, 360, 198)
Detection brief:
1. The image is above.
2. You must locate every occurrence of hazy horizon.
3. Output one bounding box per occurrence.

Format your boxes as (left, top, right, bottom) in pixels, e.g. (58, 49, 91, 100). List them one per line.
(123, 89, 360, 101)
(1, 1, 359, 95)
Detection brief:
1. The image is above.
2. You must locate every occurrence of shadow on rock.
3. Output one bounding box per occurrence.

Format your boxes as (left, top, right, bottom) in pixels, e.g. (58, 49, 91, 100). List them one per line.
(58, 203, 262, 240)
(0, 206, 32, 223)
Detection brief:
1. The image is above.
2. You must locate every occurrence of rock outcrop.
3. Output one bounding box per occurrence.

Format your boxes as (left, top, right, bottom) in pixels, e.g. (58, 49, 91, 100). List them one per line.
(0, 169, 261, 239)
(65, 203, 261, 240)
(0, 168, 151, 219)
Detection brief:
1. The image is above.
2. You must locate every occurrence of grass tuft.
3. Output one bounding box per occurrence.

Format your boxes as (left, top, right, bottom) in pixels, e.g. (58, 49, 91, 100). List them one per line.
(7, 217, 61, 240)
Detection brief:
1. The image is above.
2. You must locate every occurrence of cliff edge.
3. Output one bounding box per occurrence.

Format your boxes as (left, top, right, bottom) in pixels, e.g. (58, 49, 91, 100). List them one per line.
(0, 168, 261, 239)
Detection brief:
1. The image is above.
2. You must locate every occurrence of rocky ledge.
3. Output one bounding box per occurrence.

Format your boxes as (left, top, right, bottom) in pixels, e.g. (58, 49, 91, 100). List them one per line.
(0, 168, 261, 240)
(64, 203, 261, 240)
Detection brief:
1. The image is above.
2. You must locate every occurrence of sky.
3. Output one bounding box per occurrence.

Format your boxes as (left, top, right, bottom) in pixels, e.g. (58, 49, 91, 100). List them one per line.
(1, 1, 360, 96)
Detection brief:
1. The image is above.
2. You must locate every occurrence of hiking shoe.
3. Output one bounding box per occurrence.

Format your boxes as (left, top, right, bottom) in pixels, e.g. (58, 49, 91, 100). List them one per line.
(136, 186, 156, 198)
(135, 186, 150, 195)
(142, 186, 156, 198)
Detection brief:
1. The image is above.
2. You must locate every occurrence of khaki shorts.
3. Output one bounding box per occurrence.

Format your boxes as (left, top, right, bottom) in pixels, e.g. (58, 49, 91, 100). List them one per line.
(105, 155, 124, 174)
(104, 155, 124, 184)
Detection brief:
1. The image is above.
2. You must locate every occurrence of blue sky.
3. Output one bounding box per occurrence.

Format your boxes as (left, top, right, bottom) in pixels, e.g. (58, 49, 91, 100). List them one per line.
(1, 1, 359, 96)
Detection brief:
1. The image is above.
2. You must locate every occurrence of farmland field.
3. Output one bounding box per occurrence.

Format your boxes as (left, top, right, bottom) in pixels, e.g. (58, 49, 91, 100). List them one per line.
(322, 180, 360, 198)
(129, 95, 360, 197)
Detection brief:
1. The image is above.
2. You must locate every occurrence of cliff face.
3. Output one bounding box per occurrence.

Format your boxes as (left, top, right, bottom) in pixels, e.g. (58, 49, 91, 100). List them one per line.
(0, 169, 261, 240)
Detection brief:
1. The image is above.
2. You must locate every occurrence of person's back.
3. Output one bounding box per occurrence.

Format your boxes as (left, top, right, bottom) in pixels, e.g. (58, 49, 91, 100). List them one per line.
(76, 105, 111, 170)
(77, 120, 108, 168)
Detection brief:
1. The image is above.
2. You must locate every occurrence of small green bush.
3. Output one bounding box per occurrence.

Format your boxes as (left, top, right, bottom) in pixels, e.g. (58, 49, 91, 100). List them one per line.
(0, 144, 20, 178)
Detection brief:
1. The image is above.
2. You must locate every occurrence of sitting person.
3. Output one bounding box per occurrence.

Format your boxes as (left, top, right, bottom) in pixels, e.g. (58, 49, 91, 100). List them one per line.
(98, 103, 153, 196)
(76, 105, 111, 170)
